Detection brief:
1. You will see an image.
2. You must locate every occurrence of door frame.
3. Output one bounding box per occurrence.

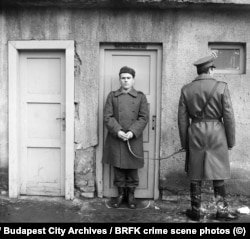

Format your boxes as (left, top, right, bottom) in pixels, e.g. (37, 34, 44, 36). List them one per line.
(8, 40, 75, 200)
(96, 43, 162, 200)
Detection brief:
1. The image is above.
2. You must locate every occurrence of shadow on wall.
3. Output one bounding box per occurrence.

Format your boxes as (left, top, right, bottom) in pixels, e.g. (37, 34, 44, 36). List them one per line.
(227, 167, 250, 196)
(161, 168, 250, 196)
(160, 171, 189, 194)
(0, 168, 8, 192)
(230, 167, 250, 180)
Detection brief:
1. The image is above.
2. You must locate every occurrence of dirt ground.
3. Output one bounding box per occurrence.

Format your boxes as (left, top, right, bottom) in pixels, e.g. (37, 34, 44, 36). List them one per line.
(1, 194, 250, 223)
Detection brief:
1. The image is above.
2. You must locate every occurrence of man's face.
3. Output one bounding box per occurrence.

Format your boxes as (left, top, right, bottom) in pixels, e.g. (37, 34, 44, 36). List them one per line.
(119, 73, 134, 91)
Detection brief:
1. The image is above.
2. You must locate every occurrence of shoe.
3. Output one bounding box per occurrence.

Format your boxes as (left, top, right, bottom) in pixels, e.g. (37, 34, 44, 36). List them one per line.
(214, 184, 239, 221)
(113, 187, 125, 208)
(214, 185, 239, 221)
(216, 210, 239, 221)
(186, 209, 200, 221)
(127, 187, 137, 209)
(128, 201, 136, 209)
(186, 181, 201, 221)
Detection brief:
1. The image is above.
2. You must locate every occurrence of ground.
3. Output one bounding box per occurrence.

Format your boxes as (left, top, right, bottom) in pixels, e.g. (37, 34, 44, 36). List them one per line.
(1, 193, 250, 223)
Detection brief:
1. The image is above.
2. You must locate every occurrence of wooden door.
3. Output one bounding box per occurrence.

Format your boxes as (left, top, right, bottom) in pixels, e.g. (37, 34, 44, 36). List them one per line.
(19, 51, 65, 196)
(99, 45, 161, 199)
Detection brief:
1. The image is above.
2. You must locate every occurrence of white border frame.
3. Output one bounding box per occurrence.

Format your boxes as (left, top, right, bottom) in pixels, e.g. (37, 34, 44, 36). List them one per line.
(96, 43, 162, 200)
(8, 40, 75, 200)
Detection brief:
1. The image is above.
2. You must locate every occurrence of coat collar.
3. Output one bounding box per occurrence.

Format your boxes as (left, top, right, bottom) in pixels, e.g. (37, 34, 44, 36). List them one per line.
(114, 87, 138, 97)
(193, 73, 216, 82)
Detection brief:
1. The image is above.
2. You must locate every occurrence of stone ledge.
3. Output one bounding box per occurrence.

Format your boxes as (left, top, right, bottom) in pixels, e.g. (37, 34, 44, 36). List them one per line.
(80, 192, 95, 198)
(0, 190, 8, 195)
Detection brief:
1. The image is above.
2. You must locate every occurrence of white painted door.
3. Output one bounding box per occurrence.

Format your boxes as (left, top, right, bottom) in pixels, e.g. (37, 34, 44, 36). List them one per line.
(99, 46, 161, 199)
(19, 51, 65, 196)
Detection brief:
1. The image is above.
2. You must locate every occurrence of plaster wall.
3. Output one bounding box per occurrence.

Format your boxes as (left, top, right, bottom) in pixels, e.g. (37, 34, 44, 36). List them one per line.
(0, 6, 250, 196)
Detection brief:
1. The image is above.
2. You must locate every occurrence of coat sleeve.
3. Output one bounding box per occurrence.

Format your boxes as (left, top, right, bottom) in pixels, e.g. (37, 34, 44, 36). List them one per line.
(128, 93, 149, 138)
(103, 92, 122, 137)
(178, 88, 190, 149)
(222, 84, 236, 148)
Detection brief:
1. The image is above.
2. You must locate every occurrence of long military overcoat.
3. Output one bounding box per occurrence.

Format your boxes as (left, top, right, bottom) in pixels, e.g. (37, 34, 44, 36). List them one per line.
(178, 74, 235, 180)
(102, 87, 149, 169)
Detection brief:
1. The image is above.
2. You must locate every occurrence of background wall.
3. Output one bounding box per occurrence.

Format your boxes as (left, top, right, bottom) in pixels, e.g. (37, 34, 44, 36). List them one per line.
(0, 5, 250, 197)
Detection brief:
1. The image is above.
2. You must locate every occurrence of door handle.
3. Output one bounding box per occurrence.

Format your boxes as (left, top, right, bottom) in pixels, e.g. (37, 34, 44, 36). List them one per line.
(56, 117, 65, 120)
(56, 113, 66, 131)
(152, 115, 156, 130)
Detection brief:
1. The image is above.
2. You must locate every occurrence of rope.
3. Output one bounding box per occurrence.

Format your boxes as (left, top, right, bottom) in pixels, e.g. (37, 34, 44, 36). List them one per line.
(127, 140, 185, 161)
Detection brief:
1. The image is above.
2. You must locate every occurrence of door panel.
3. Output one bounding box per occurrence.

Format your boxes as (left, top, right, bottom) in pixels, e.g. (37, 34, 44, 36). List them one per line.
(26, 148, 62, 195)
(102, 49, 158, 198)
(19, 51, 65, 196)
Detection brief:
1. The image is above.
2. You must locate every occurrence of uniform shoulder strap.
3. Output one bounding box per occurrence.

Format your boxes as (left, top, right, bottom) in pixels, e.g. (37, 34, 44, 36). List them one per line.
(195, 82, 219, 119)
(201, 82, 219, 113)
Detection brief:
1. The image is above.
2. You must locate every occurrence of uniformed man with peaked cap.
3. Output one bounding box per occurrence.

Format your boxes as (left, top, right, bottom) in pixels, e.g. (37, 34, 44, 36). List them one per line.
(178, 54, 238, 221)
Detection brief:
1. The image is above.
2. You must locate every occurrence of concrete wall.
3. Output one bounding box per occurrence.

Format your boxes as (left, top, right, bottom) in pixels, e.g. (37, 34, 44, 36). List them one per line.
(0, 5, 250, 197)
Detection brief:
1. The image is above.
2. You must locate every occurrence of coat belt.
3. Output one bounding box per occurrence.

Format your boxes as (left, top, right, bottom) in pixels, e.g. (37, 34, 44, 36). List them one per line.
(192, 118, 221, 123)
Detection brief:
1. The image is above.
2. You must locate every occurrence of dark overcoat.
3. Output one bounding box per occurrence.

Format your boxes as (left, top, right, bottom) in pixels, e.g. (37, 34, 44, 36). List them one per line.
(102, 87, 149, 169)
(178, 74, 235, 180)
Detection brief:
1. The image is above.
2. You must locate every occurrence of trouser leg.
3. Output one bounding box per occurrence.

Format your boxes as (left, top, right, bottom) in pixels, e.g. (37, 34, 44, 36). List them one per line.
(213, 180, 238, 220)
(113, 167, 126, 208)
(126, 169, 139, 188)
(126, 169, 138, 209)
(114, 167, 126, 188)
(113, 167, 139, 209)
(186, 180, 201, 221)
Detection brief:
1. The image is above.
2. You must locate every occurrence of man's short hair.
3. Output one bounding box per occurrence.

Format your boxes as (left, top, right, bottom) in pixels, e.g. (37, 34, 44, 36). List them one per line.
(194, 55, 216, 75)
(197, 66, 211, 75)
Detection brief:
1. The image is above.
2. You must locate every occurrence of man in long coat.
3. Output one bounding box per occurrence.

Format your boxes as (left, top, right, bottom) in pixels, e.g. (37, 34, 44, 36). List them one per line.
(178, 55, 238, 221)
(102, 66, 149, 209)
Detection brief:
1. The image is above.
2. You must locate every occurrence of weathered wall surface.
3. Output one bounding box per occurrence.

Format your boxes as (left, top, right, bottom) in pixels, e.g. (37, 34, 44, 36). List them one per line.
(159, 9, 250, 197)
(0, 5, 250, 197)
(0, 10, 8, 195)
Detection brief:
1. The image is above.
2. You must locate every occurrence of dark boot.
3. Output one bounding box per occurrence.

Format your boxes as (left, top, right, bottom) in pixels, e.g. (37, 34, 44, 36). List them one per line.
(127, 187, 137, 209)
(214, 185, 238, 221)
(113, 187, 125, 208)
(186, 182, 201, 221)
